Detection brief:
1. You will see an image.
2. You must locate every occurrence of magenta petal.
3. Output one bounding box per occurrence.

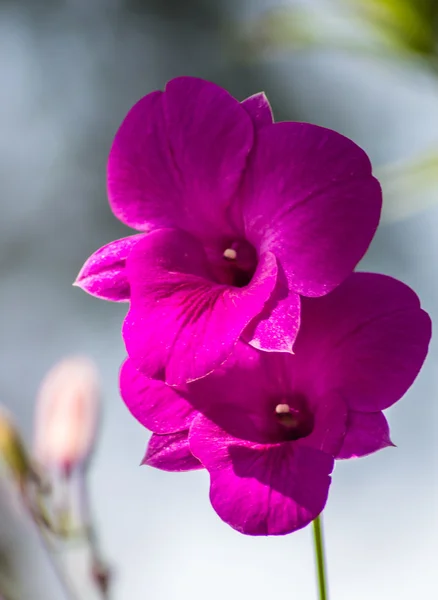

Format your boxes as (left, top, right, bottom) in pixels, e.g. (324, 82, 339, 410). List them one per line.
(123, 228, 278, 385)
(242, 122, 382, 296)
(298, 393, 348, 456)
(108, 78, 253, 234)
(241, 92, 274, 129)
(296, 272, 431, 412)
(336, 411, 394, 459)
(186, 343, 278, 444)
(189, 415, 333, 536)
(162, 77, 253, 233)
(108, 90, 181, 231)
(119, 359, 197, 434)
(74, 235, 144, 301)
(242, 267, 300, 352)
(143, 432, 202, 472)
(185, 345, 346, 452)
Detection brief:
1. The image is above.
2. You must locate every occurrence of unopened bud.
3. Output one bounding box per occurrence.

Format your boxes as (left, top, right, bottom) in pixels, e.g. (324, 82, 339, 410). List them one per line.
(34, 356, 100, 475)
(0, 407, 32, 485)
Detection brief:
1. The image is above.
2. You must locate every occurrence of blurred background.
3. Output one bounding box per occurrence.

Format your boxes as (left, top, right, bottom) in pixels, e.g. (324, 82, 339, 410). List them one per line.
(1, 0, 437, 598)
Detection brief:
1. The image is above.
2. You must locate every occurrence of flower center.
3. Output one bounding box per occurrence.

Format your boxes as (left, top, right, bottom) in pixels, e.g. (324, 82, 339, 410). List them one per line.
(274, 395, 314, 442)
(221, 240, 257, 288)
(223, 248, 237, 261)
(275, 403, 299, 425)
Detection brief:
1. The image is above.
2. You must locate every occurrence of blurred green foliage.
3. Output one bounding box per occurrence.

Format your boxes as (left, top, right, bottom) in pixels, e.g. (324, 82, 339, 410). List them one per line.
(247, 0, 438, 61)
(0, 545, 19, 600)
(0, 412, 33, 491)
(350, 0, 438, 56)
(378, 148, 438, 222)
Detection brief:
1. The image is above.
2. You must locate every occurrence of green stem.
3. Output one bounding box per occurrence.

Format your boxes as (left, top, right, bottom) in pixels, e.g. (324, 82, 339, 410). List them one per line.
(312, 515, 328, 600)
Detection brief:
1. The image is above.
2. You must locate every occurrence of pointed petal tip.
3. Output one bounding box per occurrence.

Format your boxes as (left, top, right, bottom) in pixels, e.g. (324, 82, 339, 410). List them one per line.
(247, 91, 268, 101)
(241, 91, 274, 129)
(249, 339, 295, 354)
(382, 425, 396, 449)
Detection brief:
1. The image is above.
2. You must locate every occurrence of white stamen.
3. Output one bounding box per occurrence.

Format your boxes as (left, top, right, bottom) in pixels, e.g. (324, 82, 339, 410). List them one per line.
(223, 248, 237, 260)
(275, 403, 291, 414)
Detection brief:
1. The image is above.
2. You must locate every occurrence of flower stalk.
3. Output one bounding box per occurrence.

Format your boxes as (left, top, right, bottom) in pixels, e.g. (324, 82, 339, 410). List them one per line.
(312, 514, 328, 600)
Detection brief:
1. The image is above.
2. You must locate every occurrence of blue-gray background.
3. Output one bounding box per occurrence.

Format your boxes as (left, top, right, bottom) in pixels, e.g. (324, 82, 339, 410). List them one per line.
(0, 0, 437, 598)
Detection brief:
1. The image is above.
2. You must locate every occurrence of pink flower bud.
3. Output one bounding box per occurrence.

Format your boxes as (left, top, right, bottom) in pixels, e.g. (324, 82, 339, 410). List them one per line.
(34, 356, 100, 475)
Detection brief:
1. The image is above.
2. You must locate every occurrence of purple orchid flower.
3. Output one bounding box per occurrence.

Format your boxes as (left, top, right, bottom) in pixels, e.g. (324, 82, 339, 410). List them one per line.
(120, 273, 431, 535)
(75, 77, 382, 385)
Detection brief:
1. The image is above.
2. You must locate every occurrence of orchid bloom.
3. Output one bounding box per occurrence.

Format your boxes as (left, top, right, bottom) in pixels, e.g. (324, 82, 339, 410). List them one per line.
(75, 77, 382, 385)
(120, 273, 430, 535)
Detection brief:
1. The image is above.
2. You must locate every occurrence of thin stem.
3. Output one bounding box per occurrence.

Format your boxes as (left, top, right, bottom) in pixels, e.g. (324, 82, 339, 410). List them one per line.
(21, 487, 80, 600)
(77, 474, 110, 599)
(37, 526, 81, 600)
(312, 515, 328, 600)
